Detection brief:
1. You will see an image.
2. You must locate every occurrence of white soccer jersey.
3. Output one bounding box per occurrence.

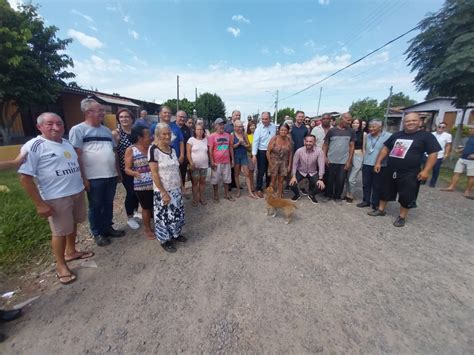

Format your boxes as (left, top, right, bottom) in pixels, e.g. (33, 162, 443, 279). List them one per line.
(18, 137, 84, 200)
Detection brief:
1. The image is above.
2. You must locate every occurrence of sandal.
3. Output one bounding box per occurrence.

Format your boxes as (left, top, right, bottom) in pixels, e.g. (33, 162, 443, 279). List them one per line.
(213, 197, 220, 203)
(65, 251, 95, 262)
(56, 272, 77, 285)
(191, 200, 198, 207)
(225, 195, 235, 202)
(200, 199, 207, 205)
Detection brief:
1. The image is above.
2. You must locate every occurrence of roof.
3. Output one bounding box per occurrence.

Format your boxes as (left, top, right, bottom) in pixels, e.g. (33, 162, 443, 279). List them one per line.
(402, 97, 457, 110)
(95, 94, 140, 108)
(62, 86, 157, 107)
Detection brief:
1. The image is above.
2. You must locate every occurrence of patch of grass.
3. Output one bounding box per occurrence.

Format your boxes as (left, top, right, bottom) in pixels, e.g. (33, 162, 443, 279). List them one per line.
(0, 169, 51, 275)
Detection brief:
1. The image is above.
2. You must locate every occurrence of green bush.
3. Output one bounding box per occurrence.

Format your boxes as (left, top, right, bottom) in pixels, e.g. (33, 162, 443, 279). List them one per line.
(0, 170, 51, 274)
(450, 125, 470, 138)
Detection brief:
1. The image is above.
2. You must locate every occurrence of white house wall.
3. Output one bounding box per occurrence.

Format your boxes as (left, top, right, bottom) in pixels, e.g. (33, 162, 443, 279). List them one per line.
(403, 99, 473, 126)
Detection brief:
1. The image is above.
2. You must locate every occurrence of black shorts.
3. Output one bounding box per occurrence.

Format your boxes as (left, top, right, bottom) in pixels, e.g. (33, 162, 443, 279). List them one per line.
(135, 190, 153, 210)
(380, 168, 419, 208)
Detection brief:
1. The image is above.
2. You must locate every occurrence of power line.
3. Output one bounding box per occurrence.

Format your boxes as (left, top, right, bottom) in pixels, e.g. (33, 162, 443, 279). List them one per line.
(279, 25, 419, 102)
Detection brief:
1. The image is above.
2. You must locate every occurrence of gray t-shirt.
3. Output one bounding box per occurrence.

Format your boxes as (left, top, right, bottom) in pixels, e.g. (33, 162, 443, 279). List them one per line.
(324, 127, 355, 164)
(68, 122, 117, 180)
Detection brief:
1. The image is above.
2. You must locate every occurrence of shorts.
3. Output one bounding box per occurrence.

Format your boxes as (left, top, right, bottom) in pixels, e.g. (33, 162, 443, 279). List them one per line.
(380, 168, 419, 208)
(234, 154, 248, 166)
(269, 160, 289, 177)
(210, 163, 232, 185)
(45, 191, 86, 236)
(191, 168, 208, 178)
(454, 158, 474, 176)
(135, 189, 153, 210)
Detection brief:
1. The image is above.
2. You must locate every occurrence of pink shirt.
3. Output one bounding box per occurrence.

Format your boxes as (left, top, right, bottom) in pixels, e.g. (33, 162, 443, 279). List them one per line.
(292, 146, 325, 178)
(208, 132, 231, 164)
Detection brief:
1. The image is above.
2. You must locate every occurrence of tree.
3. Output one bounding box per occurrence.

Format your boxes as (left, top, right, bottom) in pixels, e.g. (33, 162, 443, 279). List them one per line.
(406, 0, 474, 149)
(348, 98, 384, 121)
(161, 98, 195, 116)
(277, 107, 296, 124)
(194, 93, 226, 129)
(379, 92, 417, 109)
(0, 1, 75, 144)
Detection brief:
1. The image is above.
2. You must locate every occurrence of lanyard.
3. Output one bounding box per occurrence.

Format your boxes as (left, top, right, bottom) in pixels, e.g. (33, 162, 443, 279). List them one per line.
(368, 133, 382, 153)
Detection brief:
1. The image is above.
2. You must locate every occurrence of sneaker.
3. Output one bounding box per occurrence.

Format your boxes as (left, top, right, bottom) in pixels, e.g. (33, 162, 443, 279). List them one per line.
(161, 241, 177, 253)
(356, 202, 371, 208)
(175, 235, 187, 243)
(300, 188, 308, 196)
(133, 211, 142, 220)
(94, 235, 111, 246)
(291, 194, 301, 201)
(104, 227, 126, 238)
(393, 216, 406, 227)
(308, 194, 318, 204)
(127, 218, 140, 230)
(368, 209, 387, 217)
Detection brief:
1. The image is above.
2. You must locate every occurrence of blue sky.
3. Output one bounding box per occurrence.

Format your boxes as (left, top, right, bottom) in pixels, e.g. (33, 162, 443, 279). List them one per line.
(9, 0, 444, 117)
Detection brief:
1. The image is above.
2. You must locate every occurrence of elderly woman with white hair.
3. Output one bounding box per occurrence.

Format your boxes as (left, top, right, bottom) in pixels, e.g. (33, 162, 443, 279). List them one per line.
(148, 122, 186, 253)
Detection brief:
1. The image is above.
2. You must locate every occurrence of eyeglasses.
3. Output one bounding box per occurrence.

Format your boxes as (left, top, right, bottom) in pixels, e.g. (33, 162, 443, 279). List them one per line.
(438, 125, 446, 128)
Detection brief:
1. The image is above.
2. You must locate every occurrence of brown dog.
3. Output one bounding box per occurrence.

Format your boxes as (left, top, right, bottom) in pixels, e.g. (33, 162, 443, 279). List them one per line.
(264, 186, 296, 224)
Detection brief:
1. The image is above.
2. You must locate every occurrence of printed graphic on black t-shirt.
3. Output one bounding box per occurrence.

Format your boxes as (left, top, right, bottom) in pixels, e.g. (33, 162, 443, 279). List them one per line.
(389, 139, 413, 159)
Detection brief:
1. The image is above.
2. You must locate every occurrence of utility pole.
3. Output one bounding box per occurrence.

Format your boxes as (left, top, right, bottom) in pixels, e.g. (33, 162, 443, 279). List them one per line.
(384, 85, 393, 129)
(177, 75, 180, 112)
(195, 87, 198, 102)
(316, 87, 323, 117)
(274, 89, 279, 124)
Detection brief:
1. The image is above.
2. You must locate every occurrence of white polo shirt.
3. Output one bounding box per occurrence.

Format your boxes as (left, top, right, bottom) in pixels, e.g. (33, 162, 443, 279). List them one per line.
(432, 131, 452, 159)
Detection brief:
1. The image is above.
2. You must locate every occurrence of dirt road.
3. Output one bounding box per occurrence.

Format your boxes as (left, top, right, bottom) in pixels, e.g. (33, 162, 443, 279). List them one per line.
(1, 184, 473, 354)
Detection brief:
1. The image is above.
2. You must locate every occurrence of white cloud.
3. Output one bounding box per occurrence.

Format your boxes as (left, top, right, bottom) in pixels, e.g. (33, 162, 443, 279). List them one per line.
(282, 46, 295, 55)
(260, 47, 270, 55)
(304, 40, 315, 48)
(304, 19, 313, 24)
(318, 0, 330, 5)
(7, 0, 22, 10)
(71, 9, 93, 22)
(67, 29, 103, 50)
(123, 15, 130, 23)
(232, 15, 250, 24)
(128, 30, 139, 40)
(90, 26, 98, 32)
(227, 27, 240, 38)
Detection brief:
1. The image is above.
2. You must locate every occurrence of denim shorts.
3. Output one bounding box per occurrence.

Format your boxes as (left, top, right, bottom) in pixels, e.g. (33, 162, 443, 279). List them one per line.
(191, 168, 208, 178)
(234, 154, 248, 166)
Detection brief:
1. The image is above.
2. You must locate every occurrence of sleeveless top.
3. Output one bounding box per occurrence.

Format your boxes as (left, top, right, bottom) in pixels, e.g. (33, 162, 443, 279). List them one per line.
(117, 129, 133, 170)
(270, 138, 291, 165)
(131, 146, 153, 191)
(354, 129, 364, 150)
(233, 135, 248, 159)
(148, 144, 181, 192)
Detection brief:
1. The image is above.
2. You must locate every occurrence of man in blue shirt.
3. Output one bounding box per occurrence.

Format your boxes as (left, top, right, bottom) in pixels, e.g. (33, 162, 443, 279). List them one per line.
(357, 119, 391, 210)
(151, 106, 184, 164)
(291, 110, 309, 153)
(252, 112, 277, 198)
(441, 125, 474, 199)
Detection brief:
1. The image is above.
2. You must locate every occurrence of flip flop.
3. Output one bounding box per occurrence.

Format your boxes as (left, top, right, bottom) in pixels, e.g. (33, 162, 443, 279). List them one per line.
(213, 198, 220, 203)
(225, 196, 235, 202)
(200, 200, 207, 205)
(56, 272, 77, 285)
(465, 195, 474, 200)
(65, 251, 95, 262)
(191, 200, 199, 207)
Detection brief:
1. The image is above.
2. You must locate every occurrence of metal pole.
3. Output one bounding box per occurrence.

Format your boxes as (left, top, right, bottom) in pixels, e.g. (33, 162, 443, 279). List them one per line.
(384, 85, 393, 129)
(316, 87, 323, 117)
(195, 87, 198, 102)
(275, 90, 279, 124)
(177, 75, 180, 112)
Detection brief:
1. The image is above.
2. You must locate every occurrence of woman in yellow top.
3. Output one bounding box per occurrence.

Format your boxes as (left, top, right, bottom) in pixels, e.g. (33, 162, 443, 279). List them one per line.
(246, 120, 257, 194)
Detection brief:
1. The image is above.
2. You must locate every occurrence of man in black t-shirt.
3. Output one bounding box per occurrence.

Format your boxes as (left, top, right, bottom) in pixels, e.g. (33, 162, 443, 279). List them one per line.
(368, 113, 441, 227)
(176, 110, 192, 186)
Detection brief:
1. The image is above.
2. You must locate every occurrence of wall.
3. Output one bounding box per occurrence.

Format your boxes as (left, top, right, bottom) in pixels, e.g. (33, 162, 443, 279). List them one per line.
(0, 145, 21, 162)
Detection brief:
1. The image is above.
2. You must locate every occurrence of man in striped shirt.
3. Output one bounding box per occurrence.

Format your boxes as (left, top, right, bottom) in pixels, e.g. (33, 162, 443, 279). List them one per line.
(290, 135, 326, 203)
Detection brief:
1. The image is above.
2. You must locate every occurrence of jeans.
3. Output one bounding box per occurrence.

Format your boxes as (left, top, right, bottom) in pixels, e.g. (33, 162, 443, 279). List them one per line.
(87, 177, 118, 236)
(121, 170, 139, 216)
(256, 150, 270, 191)
(325, 163, 347, 199)
(347, 153, 363, 194)
(291, 171, 319, 197)
(429, 158, 443, 187)
(362, 165, 383, 209)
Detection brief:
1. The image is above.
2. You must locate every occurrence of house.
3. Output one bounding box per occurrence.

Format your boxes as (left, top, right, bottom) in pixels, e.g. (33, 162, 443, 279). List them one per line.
(0, 87, 160, 161)
(401, 97, 474, 130)
(384, 107, 430, 133)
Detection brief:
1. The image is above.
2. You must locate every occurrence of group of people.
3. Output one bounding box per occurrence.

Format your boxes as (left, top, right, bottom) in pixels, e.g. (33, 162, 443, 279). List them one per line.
(2, 100, 474, 286)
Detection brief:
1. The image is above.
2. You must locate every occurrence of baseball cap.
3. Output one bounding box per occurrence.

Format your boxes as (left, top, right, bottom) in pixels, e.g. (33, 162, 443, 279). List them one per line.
(214, 117, 225, 124)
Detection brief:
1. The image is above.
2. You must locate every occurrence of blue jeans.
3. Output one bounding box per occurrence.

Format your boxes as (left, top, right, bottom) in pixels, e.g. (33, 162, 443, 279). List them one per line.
(429, 158, 443, 187)
(362, 165, 383, 209)
(87, 177, 118, 236)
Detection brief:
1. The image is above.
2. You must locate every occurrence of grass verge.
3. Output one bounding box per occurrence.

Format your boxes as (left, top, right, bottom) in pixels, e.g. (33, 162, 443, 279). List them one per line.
(0, 169, 51, 275)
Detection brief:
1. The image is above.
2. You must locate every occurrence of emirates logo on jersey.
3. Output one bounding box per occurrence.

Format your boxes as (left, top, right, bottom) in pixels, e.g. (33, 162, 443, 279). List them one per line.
(64, 151, 72, 159)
